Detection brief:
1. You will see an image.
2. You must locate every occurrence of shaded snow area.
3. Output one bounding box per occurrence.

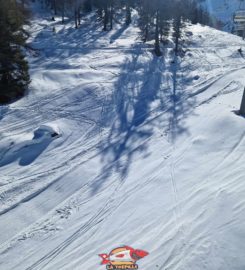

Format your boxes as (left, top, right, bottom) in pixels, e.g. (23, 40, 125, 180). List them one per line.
(201, 0, 242, 31)
(1, 3, 245, 270)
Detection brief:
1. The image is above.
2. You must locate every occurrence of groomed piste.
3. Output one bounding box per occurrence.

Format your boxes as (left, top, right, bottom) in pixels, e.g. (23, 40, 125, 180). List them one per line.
(1, 2, 245, 270)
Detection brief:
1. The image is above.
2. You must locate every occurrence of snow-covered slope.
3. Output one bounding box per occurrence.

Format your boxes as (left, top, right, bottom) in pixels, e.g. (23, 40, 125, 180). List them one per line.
(1, 3, 245, 270)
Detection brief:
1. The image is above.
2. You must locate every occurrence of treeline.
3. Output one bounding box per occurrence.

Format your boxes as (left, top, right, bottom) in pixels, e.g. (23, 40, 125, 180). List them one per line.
(0, 0, 30, 104)
(0, 0, 213, 104)
(138, 0, 212, 55)
(40, 0, 213, 56)
(39, 0, 134, 30)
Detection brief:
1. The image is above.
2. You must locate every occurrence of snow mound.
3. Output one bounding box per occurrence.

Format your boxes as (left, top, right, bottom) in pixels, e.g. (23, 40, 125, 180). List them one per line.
(34, 123, 60, 139)
(0, 123, 60, 168)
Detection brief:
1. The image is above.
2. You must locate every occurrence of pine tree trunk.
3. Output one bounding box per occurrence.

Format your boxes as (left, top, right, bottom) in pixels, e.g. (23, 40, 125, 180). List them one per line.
(110, 1, 113, 30)
(78, 6, 81, 25)
(103, 3, 109, 31)
(98, 7, 103, 19)
(174, 16, 181, 55)
(75, 9, 78, 28)
(84, 0, 92, 12)
(144, 15, 149, 42)
(53, 0, 57, 15)
(155, 10, 161, 56)
(61, 0, 65, 24)
(126, 2, 131, 25)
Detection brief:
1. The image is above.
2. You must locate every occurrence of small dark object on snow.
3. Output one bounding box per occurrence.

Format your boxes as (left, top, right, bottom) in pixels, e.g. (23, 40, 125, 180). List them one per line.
(239, 87, 245, 115)
(51, 16, 55, 21)
(238, 48, 245, 59)
(51, 132, 59, 138)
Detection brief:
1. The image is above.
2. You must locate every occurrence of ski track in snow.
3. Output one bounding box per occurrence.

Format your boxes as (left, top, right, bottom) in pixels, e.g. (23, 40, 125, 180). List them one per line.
(1, 4, 245, 270)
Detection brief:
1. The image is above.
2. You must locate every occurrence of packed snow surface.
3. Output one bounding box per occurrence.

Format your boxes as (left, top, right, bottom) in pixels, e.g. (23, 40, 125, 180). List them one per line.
(1, 3, 245, 270)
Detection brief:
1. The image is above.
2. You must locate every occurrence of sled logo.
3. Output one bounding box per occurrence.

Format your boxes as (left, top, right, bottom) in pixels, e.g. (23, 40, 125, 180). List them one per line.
(99, 245, 149, 269)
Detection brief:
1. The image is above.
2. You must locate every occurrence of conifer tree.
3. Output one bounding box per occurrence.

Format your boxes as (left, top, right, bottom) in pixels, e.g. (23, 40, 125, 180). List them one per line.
(0, 0, 30, 104)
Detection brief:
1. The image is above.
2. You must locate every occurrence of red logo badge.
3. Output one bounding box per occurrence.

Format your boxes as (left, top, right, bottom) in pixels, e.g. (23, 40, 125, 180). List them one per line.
(99, 245, 149, 269)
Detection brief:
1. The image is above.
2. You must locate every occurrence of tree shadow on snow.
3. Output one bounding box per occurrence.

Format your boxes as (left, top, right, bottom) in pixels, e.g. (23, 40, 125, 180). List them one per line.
(90, 47, 197, 194)
(29, 13, 198, 193)
(0, 106, 8, 122)
(168, 53, 194, 143)
(0, 130, 54, 167)
(109, 24, 129, 44)
(30, 13, 123, 59)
